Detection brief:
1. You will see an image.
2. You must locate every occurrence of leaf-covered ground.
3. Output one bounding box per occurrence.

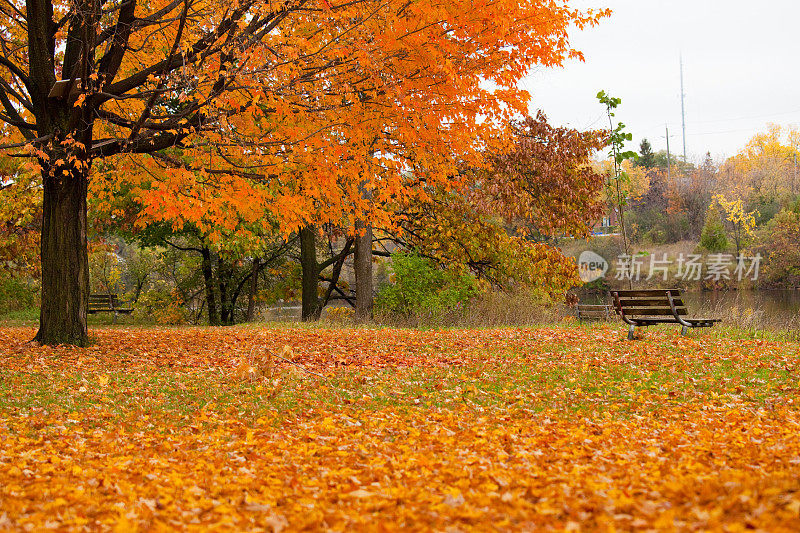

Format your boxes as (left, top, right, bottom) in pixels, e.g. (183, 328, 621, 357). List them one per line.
(1, 324, 800, 531)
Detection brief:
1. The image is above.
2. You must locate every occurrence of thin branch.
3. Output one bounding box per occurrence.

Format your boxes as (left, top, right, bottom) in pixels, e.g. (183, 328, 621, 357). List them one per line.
(160, 237, 204, 253)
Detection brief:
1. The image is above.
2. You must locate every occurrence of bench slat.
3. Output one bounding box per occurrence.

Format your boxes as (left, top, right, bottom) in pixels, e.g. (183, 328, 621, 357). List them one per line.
(617, 305, 687, 313)
(622, 307, 688, 316)
(613, 289, 681, 297)
(88, 293, 133, 315)
(630, 318, 684, 325)
(617, 298, 685, 307)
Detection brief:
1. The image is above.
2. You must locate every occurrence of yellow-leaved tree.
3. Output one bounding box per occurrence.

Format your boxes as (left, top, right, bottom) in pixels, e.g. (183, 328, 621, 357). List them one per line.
(713, 194, 758, 256)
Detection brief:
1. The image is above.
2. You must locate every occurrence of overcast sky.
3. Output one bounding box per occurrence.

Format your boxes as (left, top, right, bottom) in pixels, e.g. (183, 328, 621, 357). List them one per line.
(522, 0, 800, 164)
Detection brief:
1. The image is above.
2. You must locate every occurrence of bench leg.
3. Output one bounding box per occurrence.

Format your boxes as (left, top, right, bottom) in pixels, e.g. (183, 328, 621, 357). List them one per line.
(681, 325, 687, 336)
(627, 325, 636, 340)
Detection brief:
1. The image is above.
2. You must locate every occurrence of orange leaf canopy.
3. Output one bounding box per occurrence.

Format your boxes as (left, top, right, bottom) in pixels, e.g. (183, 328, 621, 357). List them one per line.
(83, 0, 609, 239)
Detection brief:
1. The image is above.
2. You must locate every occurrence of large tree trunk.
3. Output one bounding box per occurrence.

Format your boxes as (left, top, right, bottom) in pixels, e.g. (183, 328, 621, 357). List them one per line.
(299, 226, 320, 321)
(28, 0, 95, 345)
(354, 223, 373, 322)
(34, 168, 90, 346)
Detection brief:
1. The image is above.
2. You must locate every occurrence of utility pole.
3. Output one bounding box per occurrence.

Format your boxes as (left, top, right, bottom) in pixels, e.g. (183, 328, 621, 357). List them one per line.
(680, 55, 687, 161)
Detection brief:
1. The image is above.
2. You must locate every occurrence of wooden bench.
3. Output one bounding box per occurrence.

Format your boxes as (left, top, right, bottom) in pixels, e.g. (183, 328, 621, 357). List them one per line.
(575, 303, 613, 321)
(88, 293, 133, 321)
(610, 289, 720, 340)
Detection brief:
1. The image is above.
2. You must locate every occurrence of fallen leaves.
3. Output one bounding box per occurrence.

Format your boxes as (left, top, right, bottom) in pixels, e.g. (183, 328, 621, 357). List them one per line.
(0, 325, 799, 530)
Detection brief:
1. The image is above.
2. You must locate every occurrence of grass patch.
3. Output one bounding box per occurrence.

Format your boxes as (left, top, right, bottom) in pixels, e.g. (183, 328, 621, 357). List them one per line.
(2, 331, 797, 428)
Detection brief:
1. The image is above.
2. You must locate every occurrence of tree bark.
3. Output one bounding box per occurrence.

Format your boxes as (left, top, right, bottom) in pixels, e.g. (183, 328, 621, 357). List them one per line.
(246, 257, 261, 322)
(354, 223, 373, 322)
(217, 255, 234, 325)
(34, 167, 90, 346)
(200, 246, 220, 326)
(300, 226, 320, 321)
(27, 0, 95, 345)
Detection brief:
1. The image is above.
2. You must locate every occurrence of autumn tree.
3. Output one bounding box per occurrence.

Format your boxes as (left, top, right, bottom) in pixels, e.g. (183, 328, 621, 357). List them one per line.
(0, 151, 40, 278)
(92, 0, 606, 323)
(2, 0, 330, 343)
(382, 113, 608, 300)
(298, 226, 354, 321)
(714, 193, 758, 256)
(719, 125, 800, 221)
(387, 191, 585, 299)
(1, 0, 607, 344)
(627, 151, 718, 244)
(472, 112, 609, 239)
(91, 166, 296, 325)
(750, 207, 800, 288)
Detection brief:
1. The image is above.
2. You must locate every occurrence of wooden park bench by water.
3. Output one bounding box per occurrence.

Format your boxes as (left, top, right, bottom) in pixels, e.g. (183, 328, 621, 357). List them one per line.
(88, 294, 134, 323)
(610, 289, 720, 340)
(575, 303, 614, 322)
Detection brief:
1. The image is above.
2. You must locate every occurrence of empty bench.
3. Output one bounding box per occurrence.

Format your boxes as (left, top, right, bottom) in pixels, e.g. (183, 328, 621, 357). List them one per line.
(88, 293, 133, 320)
(575, 303, 613, 321)
(610, 289, 720, 340)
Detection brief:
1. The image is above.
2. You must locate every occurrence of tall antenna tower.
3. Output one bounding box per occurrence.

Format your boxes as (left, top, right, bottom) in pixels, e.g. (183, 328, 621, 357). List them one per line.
(680, 55, 687, 161)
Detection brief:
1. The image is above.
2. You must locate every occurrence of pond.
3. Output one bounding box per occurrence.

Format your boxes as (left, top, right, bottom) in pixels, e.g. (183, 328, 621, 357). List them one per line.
(263, 290, 800, 330)
(685, 290, 800, 330)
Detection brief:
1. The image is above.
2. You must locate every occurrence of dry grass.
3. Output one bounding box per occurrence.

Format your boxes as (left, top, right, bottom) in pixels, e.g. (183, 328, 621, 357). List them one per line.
(374, 286, 800, 341)
(373, 290, 569, 329)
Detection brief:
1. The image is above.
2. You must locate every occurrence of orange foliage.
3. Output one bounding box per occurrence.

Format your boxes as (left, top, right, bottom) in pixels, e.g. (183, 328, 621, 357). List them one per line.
(0, 155, 40, 277)
(79, 0, 611, 239)
(2, 0, 610, 343)
(2, 325, 800, 530)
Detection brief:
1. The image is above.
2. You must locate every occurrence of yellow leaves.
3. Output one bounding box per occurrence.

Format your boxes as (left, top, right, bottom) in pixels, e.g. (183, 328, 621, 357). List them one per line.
(112, 515, 138, 533)
(714, 193, 758, 230)
(264, 513, 289, 532)
(346, 488, 374, 499)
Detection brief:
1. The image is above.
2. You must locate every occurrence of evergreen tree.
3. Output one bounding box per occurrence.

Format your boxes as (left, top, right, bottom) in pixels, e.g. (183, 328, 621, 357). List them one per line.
(699, 204, 729, 252)
(637, 139, 656, 168)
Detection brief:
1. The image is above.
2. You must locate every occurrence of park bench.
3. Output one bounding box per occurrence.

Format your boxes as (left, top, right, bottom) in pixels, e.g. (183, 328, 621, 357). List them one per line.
(88, 293, 133, 322)
(610, 289, 720, 340)
(575, 303, 614, 322)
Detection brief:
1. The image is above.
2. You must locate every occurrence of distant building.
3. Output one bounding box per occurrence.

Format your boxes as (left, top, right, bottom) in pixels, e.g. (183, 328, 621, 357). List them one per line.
(591, 207, 620, 236)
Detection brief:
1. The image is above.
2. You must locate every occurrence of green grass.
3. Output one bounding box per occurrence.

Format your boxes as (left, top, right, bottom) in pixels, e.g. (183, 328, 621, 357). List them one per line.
(2, 342, 796, 432)
(0, 307, 38, 326)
